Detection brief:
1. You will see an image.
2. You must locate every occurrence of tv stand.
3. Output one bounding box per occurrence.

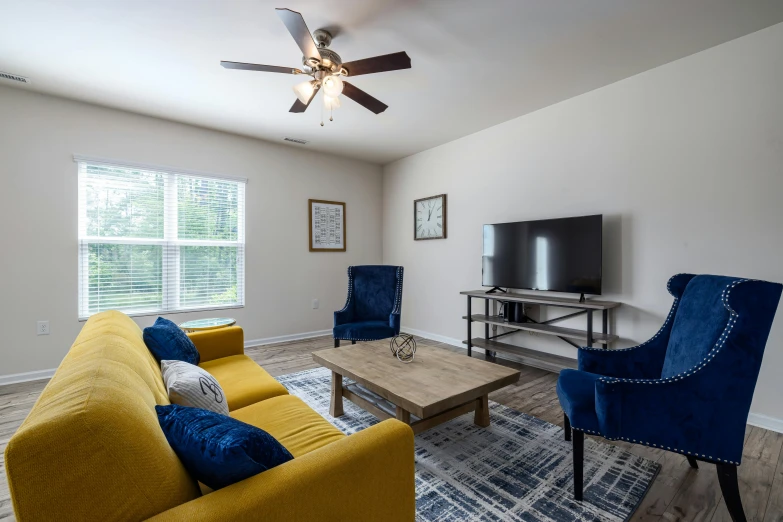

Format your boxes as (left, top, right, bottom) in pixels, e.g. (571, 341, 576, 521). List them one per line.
(485, 287, 507, 294)
(459, 290, 621, 372)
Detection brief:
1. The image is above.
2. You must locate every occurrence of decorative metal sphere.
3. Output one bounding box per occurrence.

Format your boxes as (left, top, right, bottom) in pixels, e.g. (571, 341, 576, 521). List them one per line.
(390, 334, 417, 363)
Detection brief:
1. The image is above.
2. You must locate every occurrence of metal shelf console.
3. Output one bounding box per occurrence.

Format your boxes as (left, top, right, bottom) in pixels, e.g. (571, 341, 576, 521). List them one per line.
(460, 290, 622, 371)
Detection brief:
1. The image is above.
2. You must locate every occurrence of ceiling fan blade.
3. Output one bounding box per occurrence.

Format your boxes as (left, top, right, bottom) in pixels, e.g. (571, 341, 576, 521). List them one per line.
(221, 61, 302, 74)
(290, 85, 321, 113)
(342, 81, 388, 114)
(342, 51, 411, 77)
(275, 8, 321, 63)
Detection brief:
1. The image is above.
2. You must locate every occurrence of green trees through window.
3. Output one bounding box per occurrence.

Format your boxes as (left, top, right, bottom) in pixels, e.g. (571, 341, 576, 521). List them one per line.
(78, 162, 245, 318)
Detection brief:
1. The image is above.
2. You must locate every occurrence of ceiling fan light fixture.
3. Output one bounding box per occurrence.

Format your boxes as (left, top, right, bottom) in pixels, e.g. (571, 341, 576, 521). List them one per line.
(322, 75, 344, 97)
(293, 79, 317, 104)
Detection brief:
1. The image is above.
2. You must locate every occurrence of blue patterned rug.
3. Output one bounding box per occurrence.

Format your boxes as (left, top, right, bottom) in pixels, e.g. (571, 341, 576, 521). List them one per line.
(278, 367, 659, 522)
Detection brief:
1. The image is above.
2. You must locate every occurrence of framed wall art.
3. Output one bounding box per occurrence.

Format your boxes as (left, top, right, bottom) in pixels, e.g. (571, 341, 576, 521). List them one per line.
(309, 199, 346, 252)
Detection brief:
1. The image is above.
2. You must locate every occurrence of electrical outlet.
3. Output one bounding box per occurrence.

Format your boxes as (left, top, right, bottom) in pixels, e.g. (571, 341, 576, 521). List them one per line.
(37, 321, 49, 335)
(312, 298, 319, 310)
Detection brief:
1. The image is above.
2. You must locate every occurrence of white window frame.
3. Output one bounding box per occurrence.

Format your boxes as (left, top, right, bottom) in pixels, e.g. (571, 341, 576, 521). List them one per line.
(76, 155, 246, 320)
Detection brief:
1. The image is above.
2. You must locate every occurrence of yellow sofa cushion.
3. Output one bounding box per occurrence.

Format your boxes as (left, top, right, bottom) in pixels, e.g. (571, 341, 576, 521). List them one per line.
(200, 354, 288, 411)
(187, 326, 244, 362)
(231, 395, 345, 457)
(4, 311, 201, 522)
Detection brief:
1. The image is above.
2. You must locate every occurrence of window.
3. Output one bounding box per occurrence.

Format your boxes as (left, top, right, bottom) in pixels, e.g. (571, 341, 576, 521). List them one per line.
(77, 159, 245, 319)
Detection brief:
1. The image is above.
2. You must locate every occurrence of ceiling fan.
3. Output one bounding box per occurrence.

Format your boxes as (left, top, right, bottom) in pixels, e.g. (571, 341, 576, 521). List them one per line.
(221, 8, 411, 125)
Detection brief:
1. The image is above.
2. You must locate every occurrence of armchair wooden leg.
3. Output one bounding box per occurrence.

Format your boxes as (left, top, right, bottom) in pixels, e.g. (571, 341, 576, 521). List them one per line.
(351, 340, 356, 345)
(717, 463, 747, 522)
(687, 456, 699, 469)
(334, 339, 340, 347)
(573, 429, 584, 501)
(563, 413, 572, 441)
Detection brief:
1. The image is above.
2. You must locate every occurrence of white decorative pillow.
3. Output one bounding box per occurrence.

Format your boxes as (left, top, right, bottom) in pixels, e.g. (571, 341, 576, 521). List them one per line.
(161, 360, 229, 416)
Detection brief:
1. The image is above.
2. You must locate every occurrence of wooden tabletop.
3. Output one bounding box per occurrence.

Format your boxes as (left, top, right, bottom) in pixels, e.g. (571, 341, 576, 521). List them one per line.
(313, 340, 520, 419)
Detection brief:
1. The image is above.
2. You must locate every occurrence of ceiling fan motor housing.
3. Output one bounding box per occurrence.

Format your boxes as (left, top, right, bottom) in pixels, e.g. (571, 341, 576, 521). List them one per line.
(304, 29, 342, 72)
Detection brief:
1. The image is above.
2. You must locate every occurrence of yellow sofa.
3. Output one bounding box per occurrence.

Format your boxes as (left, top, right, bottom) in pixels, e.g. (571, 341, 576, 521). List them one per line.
(5, 311, 415, 521)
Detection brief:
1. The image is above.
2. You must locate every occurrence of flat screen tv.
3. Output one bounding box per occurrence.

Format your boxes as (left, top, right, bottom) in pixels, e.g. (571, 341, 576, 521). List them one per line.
(482, 215, 602, 295)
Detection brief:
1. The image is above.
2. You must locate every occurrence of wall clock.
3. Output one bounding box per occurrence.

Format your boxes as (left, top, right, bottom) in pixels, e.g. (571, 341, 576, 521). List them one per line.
(414, 194, 447, 240)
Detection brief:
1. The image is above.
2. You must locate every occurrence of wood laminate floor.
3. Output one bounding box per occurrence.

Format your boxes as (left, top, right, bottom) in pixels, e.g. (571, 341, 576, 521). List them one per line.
(1, 335, 781, 521)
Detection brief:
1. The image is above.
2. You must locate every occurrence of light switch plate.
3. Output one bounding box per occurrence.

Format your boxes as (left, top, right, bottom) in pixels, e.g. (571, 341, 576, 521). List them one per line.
(312, 299, 319, 309)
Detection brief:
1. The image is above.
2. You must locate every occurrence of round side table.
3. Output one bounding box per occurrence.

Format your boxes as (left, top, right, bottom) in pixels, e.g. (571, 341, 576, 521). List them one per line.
(179, 317, 237, 333)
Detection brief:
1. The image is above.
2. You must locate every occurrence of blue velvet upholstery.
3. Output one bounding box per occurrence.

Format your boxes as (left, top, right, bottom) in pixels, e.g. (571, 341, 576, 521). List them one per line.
(334, 265, 404, 342)
(556, 370, 602, 434)
(558, 274, 782, 465)
(143, 317, 200, 365)
(156, 404, 293, 490)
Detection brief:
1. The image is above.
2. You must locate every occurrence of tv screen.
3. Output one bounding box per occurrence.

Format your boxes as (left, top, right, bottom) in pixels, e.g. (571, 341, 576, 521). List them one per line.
(482, 215, 602, 295)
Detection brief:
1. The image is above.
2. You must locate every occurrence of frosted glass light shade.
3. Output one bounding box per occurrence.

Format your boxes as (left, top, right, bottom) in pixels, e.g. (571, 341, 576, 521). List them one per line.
(322, 75, 344, 97)
(324, 95, 341, 110)
(293, 80, 317, 104)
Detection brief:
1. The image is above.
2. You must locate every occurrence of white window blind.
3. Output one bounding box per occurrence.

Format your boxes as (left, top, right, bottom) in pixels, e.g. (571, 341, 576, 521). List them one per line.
(77, 160, 245, 319)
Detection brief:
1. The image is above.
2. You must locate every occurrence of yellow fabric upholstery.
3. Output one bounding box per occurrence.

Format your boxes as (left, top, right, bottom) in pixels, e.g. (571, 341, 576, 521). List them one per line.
(149, 420, 416, 522)
(187, 326, 244, 362)
(200, 354, 288, 411)
(4, 311, 200, 522)
(6, 312, 416, 522)
(231, 395, 345, 457)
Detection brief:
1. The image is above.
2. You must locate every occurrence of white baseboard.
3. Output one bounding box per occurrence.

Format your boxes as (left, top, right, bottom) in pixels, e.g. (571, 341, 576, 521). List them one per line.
(747, 413, 783, 434)
(403, 326, 783, 435)
(245, 329, 332, 348)
(0, 368, 56, 386)
(402, 326, 463, 348)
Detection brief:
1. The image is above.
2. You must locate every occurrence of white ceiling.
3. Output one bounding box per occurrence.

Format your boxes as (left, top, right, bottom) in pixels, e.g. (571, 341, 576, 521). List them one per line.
(2, 0, 782, 164)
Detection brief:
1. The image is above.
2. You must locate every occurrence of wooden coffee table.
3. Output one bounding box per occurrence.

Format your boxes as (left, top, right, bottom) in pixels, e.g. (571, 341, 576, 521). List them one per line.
(312, 340, 520, 434)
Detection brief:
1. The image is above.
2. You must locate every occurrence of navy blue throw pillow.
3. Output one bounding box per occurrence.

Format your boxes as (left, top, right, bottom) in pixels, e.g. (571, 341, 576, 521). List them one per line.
(143, 317, 199, 365)
(156, 404, 294, 490)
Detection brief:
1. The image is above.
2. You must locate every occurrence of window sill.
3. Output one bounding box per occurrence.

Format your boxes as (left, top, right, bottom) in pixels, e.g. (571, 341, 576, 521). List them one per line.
(78, 305, 245, 322)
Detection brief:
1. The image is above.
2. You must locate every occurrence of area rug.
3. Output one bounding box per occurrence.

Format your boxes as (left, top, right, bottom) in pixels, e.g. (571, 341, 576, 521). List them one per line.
(277, 367, 660, 522)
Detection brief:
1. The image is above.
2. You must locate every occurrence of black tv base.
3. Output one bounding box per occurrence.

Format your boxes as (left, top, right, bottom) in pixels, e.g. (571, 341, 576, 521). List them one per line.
(459, 289, 622, 372)
(485, 286, 507, 294)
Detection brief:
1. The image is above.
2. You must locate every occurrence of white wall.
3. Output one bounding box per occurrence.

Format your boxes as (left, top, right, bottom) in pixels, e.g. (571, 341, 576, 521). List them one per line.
(0, 86, 382, 378)
(382, 23, 783, 422)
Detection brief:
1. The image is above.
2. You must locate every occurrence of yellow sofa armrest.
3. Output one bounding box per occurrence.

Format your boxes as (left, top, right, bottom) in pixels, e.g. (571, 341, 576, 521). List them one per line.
(187, 326, 244, 363)
(148, 419, 416, 522)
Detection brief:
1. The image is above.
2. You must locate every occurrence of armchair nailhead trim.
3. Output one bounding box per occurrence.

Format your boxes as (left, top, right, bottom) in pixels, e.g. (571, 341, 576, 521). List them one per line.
(392, 266, 404, 315)
(666, 273, 689, 297)
(596, 279, 748, 385)
(581, 297, 679, 354)
(568, 426, 740, 465)
(574, 278, 755, 466)
(336, 267, 354, 314)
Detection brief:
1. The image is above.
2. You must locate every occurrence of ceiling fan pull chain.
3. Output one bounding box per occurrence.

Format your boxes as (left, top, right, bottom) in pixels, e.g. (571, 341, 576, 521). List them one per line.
(330, 106, 334, 122)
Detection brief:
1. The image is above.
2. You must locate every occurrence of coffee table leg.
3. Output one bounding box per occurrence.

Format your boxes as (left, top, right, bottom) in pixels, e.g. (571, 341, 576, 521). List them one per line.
(474, 394, 490, 428)
(330, 372, 344, 417)
(395, 405, 411, 424)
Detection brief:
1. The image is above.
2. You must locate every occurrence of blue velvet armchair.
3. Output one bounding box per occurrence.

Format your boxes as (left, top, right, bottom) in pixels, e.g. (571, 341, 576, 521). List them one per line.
(333, 265, 404, 346)
(557, 274, 781, 522)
